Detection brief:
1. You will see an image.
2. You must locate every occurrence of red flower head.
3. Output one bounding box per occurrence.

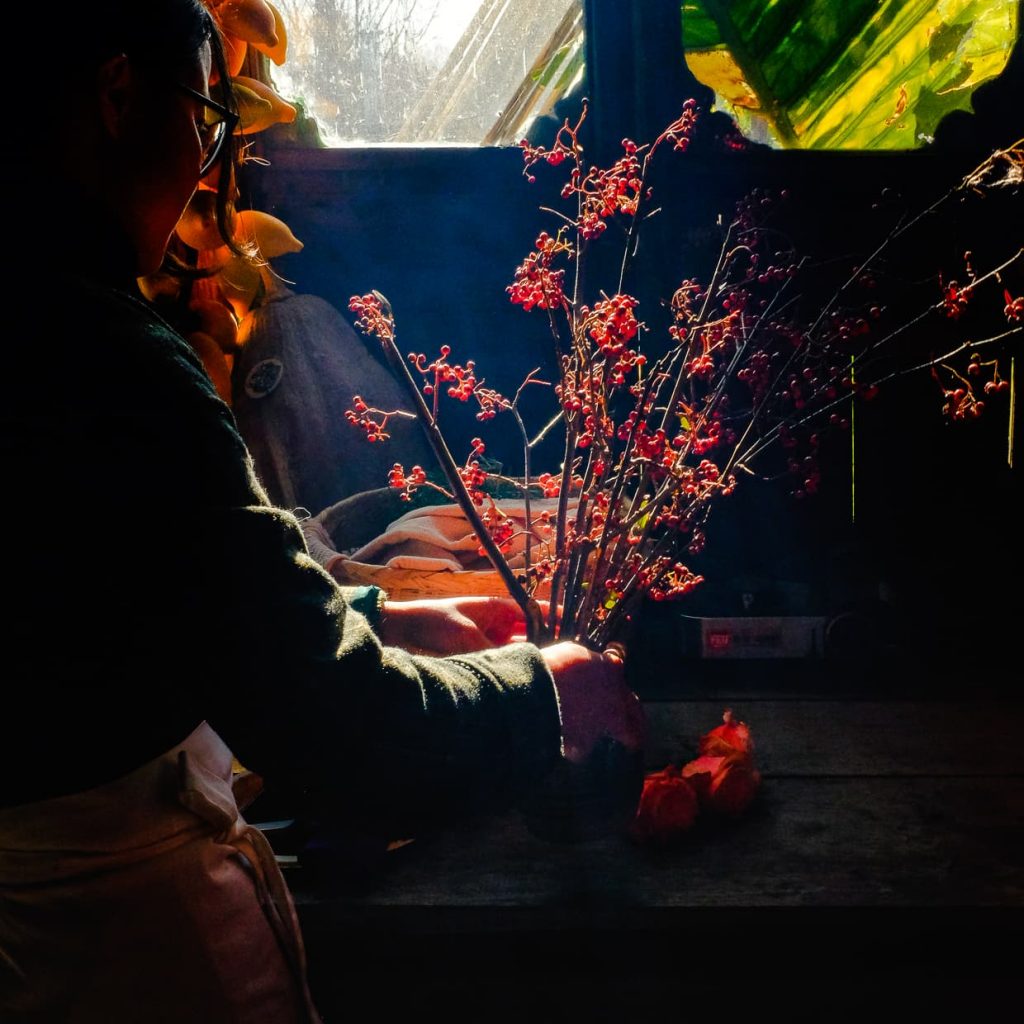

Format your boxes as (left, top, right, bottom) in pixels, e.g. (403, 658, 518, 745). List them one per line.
(682, 709, 761, 816)
(699, 708, 753, 758)
(628, 767, 699, 844)
(682, 755, 761, 817)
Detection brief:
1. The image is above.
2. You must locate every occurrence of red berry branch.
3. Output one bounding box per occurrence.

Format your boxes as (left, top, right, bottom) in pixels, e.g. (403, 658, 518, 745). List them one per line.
(347, 114, 1022, 651)
(348, 292, 547, 642)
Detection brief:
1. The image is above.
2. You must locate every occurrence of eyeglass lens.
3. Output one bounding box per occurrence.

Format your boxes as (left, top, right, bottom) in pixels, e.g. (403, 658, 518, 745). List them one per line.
(199, 120, 226, 175)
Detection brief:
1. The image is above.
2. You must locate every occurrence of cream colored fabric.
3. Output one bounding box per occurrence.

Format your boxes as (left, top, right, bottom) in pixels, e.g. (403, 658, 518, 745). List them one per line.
(343, 499, 567, 572)
(0, 723, 320, 1024)
(301, 515, 346, 574)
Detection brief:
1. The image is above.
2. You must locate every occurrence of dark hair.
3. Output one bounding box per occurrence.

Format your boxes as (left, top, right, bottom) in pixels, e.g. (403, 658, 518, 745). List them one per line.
(38, 1, 243, 261)
(66, 0, 216, 74)
(40, 1, 224, 100)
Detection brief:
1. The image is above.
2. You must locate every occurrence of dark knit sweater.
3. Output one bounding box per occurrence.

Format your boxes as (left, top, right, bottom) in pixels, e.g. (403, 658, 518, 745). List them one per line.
(1, 276, 561, 833)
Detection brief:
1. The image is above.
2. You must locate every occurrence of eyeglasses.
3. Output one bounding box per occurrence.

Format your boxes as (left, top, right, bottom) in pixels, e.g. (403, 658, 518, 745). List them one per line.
(176, 83, 239, 178)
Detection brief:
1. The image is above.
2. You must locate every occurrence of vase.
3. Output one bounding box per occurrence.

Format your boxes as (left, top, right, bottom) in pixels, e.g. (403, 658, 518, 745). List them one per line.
(519, 737, 645, 843)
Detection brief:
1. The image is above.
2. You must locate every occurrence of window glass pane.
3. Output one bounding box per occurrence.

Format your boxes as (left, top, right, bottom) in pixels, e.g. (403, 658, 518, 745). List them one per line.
(681, 0, 1019, 149)
(271, 1, 583, 145)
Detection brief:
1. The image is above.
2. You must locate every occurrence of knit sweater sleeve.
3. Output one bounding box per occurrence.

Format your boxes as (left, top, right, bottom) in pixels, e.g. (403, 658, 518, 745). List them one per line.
(8, 282, 562, 830)
(173, 305, 563, 833)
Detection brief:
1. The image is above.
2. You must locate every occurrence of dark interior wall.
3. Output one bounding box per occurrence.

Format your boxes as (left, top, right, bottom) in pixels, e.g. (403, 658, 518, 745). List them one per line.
(242, 29, 1022, 669)
(245, 144, 563, 470)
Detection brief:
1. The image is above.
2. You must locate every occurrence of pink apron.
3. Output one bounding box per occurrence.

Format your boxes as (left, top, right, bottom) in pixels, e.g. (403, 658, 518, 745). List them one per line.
(0, 722, 321, 1023)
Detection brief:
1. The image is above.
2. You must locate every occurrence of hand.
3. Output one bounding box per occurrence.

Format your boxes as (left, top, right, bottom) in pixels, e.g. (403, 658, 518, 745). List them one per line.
(378, 596, 531, 656)
(540, 641, 646, 764)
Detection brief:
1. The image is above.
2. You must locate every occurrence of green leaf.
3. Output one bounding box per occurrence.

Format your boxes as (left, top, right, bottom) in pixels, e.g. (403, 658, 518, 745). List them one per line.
(552, 48, 586, 94)
(531, 44, 573, 87)
(682, 2, 722, 49)
(681, 0, 1018, 150)
(929, 20, 971, 65)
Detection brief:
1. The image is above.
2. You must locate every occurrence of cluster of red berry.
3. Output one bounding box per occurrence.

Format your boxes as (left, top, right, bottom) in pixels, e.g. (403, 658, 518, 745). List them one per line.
(941, 279, 971, 319)
(348, 293, 393, 339)
(933, 353, 1010, 422)
(344, 395, 393, 442)
(506, 231, 570, 311)
(410, 345, 475, 403)
(517, 100, 697, 248)
(640, 559, 705, 602)
(736, 349, 772, 399)
(576, 141, 645, 224)
(654, 99, 700, 152)
(731, 186, 788, 233)
(477, 504, 517, 555)
(585, 295, 641, 356)
(387, 462, 427, 501)
(535, 472, 561, 498)
(408, 345, 512, 423)
(516, 130, 574, 185)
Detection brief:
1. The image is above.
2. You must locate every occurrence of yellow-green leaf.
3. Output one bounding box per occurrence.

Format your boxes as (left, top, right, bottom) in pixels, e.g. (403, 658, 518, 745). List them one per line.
(682, 0, 1018, 149)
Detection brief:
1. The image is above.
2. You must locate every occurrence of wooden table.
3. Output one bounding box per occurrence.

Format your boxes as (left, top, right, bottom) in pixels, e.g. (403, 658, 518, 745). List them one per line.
(283, 660, 1024, 1013)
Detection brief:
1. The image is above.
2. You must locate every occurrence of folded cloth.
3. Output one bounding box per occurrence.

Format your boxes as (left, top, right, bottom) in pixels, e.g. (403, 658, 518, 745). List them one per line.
(301, 515, 347, 575)
(343, 498, 570, 572)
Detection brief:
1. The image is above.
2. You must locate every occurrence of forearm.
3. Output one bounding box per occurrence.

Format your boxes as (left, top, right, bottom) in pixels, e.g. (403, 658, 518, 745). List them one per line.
(197, 505, 561, 834)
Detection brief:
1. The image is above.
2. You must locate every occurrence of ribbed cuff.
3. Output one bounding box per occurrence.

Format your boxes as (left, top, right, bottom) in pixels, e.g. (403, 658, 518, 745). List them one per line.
(447, 641, 562, 785)
(344, 584, 387, 633)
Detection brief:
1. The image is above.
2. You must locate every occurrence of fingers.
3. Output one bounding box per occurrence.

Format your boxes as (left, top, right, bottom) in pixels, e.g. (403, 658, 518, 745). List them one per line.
(412, 633, 491, 657)
(485, 601, 527, 643)
(600, 650, 644, 752)
(622, 688, 647, 751)
(543, 640, 646, 762)
(382, 600, 499, 655)
(455, 597, 527, 646)
(433, 614, 493, 654)
(603, 641, 627, 664)
(482, 624, 517, 645)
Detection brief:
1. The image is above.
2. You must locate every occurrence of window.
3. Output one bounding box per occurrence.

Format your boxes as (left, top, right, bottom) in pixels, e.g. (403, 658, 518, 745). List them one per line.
(268, 1, 1018, 151)
(269, 0, 583, 145)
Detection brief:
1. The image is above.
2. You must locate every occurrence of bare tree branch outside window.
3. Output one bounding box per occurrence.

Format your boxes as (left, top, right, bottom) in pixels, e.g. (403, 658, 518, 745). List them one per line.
(273, 0, 445, 143)
(271, 0, 582, 145)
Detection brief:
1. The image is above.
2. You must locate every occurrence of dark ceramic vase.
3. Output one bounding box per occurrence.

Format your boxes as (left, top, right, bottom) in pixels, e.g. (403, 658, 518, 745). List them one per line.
(519, 737, 645, 843)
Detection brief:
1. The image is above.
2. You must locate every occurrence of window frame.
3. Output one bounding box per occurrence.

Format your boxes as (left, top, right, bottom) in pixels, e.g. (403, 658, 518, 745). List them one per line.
(255, 0, 696, 163)
(256, 0, 1021, 165)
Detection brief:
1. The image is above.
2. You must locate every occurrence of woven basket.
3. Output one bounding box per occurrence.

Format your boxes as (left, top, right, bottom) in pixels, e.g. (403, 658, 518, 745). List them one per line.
(302, 487, 550, 601)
